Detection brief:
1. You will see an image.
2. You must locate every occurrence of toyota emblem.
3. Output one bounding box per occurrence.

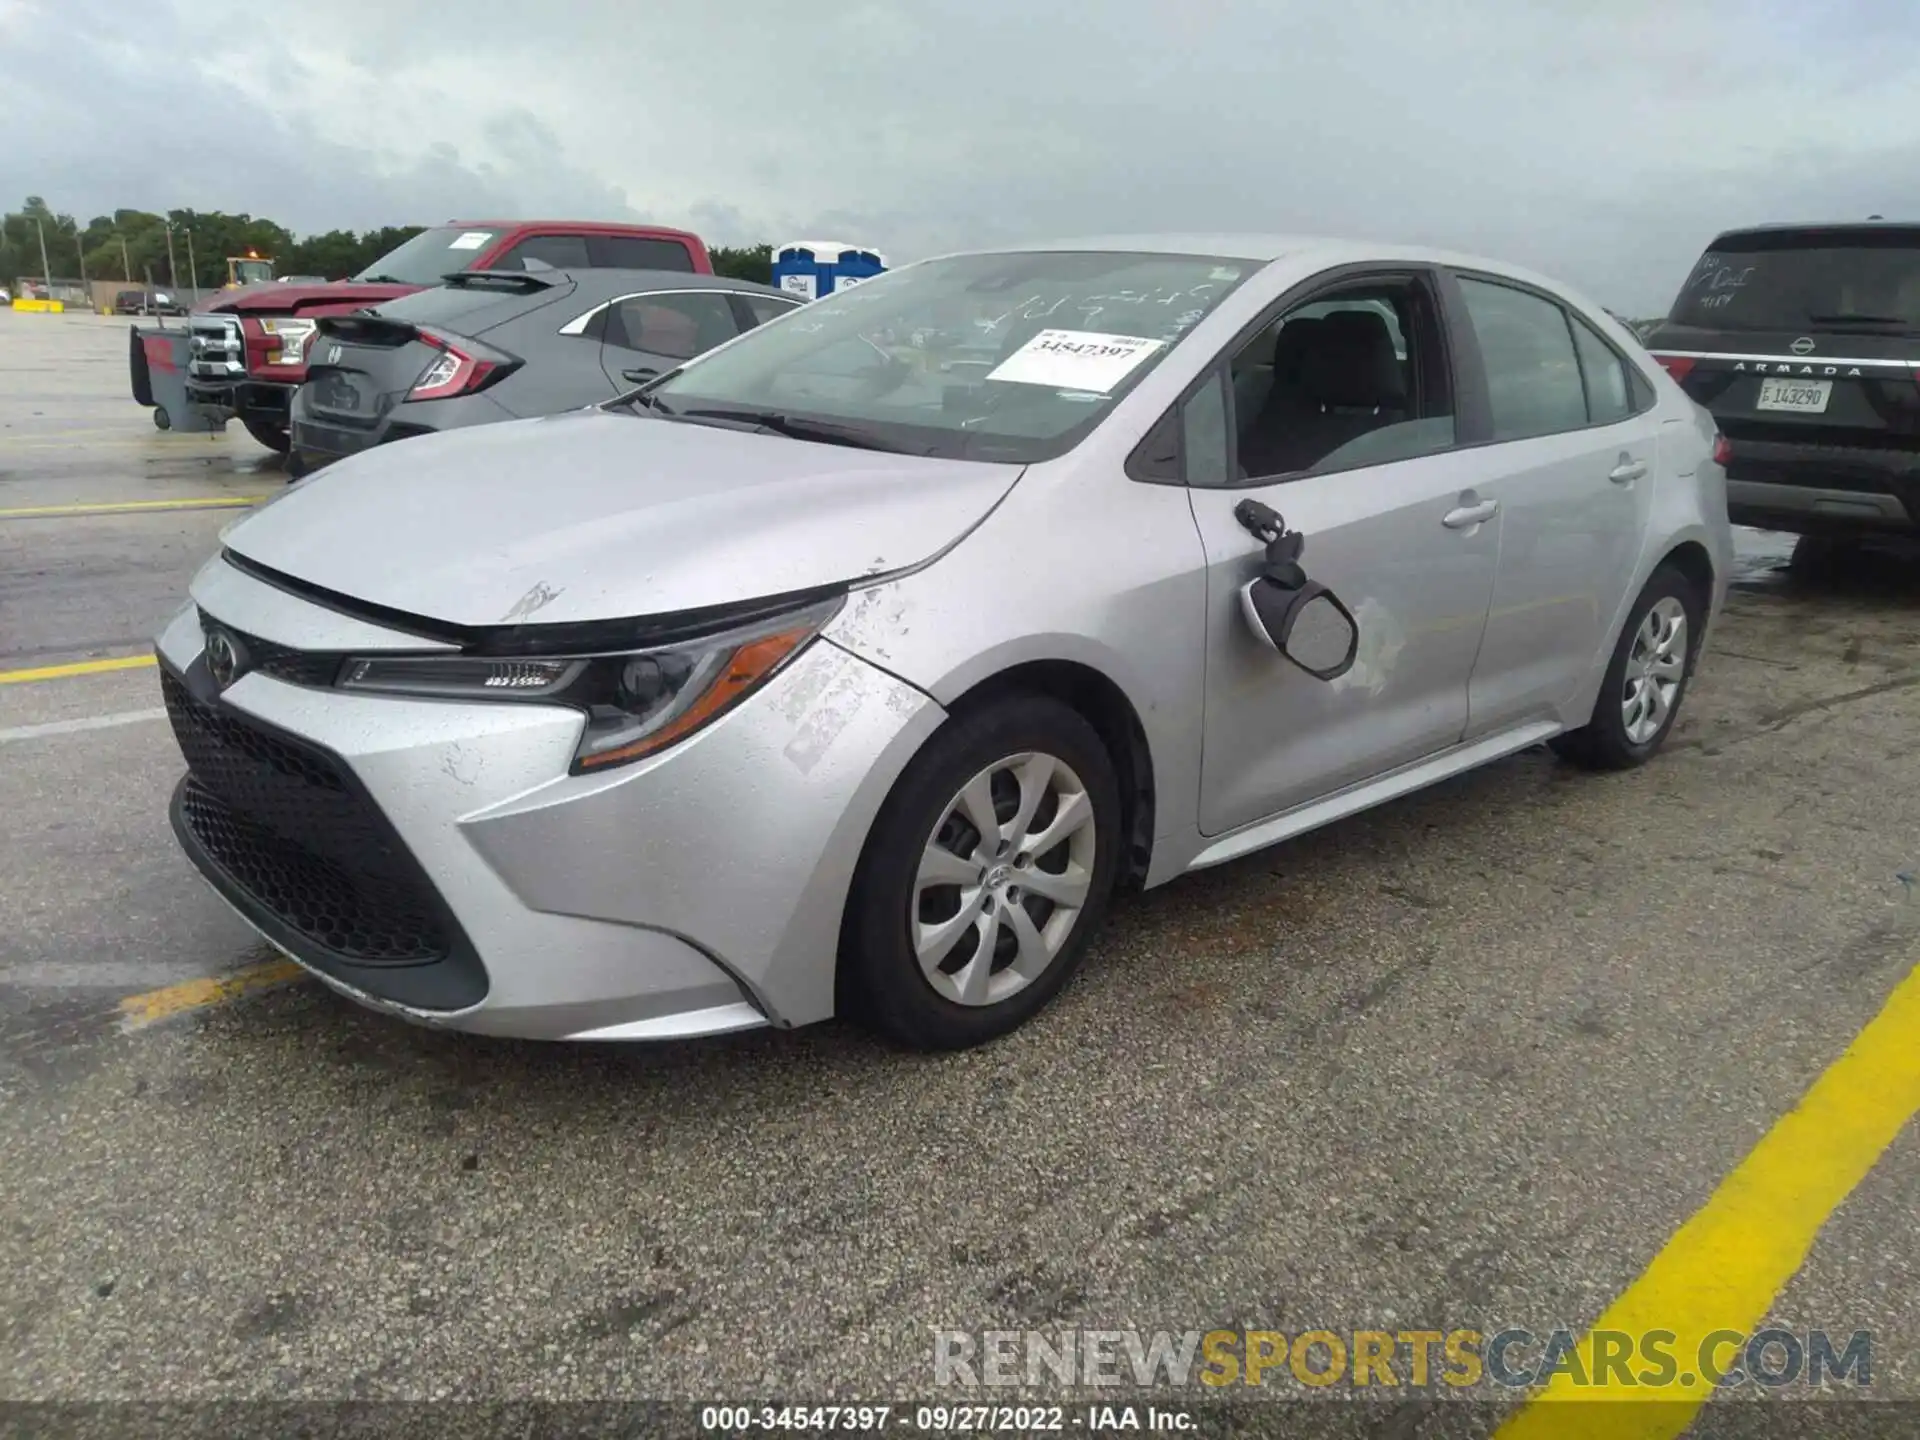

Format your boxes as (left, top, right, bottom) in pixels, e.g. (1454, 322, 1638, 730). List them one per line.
(1790, 336, 1816, 355)
(204, 625, 243, 689)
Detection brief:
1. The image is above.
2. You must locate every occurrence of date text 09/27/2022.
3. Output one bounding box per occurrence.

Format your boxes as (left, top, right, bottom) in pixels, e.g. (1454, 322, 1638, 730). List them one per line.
(698, 1404, 1196, 1432)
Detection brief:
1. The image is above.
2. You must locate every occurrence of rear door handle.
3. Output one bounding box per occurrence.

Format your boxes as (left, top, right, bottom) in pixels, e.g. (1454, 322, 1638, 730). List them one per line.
(622, 367, 658, 382)
(1442, 498, 1499, 529)
(1609, 457, 1648, 484)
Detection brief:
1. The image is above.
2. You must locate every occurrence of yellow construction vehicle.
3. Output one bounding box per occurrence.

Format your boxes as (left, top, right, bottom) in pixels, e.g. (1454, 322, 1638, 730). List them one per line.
(223, 251, 275, 288)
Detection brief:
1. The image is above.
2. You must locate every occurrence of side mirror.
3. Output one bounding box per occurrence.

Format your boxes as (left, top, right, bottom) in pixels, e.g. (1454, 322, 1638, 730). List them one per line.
(1238, 577, 1359, 681)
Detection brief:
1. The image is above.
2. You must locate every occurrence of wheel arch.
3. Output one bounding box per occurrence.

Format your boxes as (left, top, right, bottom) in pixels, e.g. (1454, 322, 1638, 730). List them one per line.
(939, 658, 1159, 889)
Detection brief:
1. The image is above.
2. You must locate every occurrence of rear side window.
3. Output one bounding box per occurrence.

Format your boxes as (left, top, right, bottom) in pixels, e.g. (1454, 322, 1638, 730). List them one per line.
(609, 292, 740, 359)
(1668, 230, 1920, 332)
(591, 235, 697, 272)
(739, 293, 801, 327)
(1457, 278, 1588, 441)
(1569, 317, 1633, 425)
(498, 234, 592, 271)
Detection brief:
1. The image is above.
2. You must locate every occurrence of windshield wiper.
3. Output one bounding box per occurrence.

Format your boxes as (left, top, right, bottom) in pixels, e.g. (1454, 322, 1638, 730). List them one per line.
(1806, 312, 1910, 326)
(676, 407, 922, 453)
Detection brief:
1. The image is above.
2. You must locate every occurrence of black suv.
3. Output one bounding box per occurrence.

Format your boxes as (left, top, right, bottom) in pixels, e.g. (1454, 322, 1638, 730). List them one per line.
(1643, 223, 1920, 536)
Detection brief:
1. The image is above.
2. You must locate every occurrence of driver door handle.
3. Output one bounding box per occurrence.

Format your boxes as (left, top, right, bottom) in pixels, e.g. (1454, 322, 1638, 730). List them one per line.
(621, 367, 659, 382)
(1609, 457, 1648, 484)
(1443, 498, 1499, 529)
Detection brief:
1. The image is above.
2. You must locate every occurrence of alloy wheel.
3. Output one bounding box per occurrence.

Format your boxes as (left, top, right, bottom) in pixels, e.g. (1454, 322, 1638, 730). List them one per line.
(1621, 596, 1688, 745)
(912, 751, 1098, 1007)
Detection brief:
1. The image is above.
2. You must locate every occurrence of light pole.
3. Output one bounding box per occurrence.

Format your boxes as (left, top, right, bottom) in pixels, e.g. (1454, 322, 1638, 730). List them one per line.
(183, 228, 199, 303)
(74, 228, 89, 308)
(33, 217, 54, 301)
(163, 222, 178, 291)
(118, 233, 132, 282)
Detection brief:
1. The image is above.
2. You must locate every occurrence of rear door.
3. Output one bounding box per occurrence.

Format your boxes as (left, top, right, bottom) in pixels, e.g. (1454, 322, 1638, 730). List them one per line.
(1445, 272, 1656, 738)
(597, 290, 744, 386)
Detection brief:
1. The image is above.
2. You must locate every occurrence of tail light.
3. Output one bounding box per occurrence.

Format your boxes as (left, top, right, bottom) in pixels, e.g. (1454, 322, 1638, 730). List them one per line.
(1653, 354, 1695, 383)
(407, 329, 515, 401)
(1712, 433, 1732, 466)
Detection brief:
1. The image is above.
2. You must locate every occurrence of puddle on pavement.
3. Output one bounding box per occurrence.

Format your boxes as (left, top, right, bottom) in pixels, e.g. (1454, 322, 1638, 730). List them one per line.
(1732, 527, 1920, 606)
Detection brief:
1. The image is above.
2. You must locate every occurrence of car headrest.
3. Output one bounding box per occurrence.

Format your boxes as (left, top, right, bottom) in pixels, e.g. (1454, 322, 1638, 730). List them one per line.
(1270, 316, 1324, 382)
(1305, 310, 1406, 409)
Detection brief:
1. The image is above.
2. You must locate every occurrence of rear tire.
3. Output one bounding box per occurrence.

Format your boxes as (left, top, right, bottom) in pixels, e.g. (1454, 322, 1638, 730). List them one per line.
(840, 695, 1122, 1050)
(1550, 565, 1703, 771)
(242, 417, 292, 454)
(152, 407, 171, 431)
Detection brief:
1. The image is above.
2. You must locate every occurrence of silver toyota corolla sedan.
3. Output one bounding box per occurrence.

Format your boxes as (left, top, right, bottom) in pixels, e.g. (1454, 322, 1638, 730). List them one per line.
(157, 235, 1733, 1050)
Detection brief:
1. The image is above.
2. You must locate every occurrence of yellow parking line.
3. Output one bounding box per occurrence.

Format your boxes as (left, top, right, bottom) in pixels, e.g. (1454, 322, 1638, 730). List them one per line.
(1495, 945, 1920, 1437)
(0, 495, 266, 519)
(0, 654, 157, 684)
(119, 959, 308, 1032)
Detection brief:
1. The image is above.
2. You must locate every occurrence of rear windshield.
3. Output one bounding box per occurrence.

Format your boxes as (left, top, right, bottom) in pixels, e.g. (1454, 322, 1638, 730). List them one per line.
(354, 226, 502, 286)
(1668, 231, 1920, 332)
(371, 277, 569, 333)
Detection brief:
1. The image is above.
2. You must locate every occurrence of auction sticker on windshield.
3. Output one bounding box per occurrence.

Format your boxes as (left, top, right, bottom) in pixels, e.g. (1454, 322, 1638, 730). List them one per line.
(448, 231, 494, 251)
(987, 329, 1165, 393)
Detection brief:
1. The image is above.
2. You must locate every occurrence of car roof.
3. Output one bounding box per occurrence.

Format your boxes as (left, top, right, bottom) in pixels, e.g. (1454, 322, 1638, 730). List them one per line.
(505, 268, 790, 300)
(1705, 220, 1920, 246)
(442, 219, 706, 243)
(916, 233, 1589, 301)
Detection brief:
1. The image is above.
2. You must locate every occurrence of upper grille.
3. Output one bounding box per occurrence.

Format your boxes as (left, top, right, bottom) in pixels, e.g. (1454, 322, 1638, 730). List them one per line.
(162, 668, 450, 964)
(188, 315, 244, 380)
(198, 610, 343, 688)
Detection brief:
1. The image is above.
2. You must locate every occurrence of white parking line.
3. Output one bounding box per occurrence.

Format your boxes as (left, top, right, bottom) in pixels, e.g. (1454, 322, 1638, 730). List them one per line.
(0, 708, 168, 743)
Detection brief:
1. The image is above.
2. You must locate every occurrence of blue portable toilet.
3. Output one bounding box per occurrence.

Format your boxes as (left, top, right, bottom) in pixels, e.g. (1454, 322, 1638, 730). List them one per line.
(770, 240, 888, 301)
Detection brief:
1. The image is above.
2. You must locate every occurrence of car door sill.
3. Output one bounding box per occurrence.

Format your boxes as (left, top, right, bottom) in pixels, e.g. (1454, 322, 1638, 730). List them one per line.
(1185, 719, 1562, 872)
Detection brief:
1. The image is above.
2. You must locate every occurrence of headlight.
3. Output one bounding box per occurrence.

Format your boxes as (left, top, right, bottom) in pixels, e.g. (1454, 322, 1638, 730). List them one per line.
(336, 597, 843, 773)
(259, 317, 316, 366)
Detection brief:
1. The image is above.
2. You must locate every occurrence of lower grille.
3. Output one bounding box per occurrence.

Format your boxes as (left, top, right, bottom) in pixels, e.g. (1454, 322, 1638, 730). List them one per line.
(162, 668, 449, 964)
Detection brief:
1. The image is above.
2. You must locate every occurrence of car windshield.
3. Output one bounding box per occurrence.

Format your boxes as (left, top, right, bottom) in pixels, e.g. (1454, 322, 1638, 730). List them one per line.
(1668, 231, 1920, 332)
(353, 226, 500, 286)
(645, 250, 1257, 462)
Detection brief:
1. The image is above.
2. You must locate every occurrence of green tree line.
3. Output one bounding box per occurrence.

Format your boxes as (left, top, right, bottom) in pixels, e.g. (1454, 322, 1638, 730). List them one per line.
(2, 197, 775, 293)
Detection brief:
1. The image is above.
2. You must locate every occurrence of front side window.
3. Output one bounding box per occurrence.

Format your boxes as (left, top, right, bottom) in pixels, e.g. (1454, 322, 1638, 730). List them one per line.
(1229, 279, 1455, 482)
(1457, 277, 1589, 441)
(645, 250, 1256, 463)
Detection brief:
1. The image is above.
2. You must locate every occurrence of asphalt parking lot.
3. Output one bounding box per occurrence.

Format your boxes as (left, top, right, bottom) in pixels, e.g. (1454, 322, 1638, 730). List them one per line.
(3, 310, 1919, 1435)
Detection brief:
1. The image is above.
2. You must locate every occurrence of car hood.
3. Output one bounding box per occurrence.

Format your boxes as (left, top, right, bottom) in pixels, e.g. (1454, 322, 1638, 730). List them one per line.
(197, 280, 421, 316)
(223, 409, 1022, 628)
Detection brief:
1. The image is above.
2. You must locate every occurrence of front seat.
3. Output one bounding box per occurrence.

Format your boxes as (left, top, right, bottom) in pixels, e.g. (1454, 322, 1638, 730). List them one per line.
(1240, 309, 1407, 477)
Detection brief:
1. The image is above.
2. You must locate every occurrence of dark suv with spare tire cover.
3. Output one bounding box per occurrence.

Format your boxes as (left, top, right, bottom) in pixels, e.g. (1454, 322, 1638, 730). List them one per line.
(1644, 222, 1920, 536)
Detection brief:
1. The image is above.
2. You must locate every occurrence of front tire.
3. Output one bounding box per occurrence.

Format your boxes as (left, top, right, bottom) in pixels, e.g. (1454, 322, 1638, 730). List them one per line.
(241, 417, 292, 454)
(840, 695, 1122, 1050)
(1551, 565, 1702, 771)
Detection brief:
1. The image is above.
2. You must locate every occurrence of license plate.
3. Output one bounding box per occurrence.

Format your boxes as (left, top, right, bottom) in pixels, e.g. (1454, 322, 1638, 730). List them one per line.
(1756, 377, 1832, 413)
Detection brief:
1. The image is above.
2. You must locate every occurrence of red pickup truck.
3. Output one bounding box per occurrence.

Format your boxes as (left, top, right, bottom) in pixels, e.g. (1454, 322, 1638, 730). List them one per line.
(174, 219, 711, 452)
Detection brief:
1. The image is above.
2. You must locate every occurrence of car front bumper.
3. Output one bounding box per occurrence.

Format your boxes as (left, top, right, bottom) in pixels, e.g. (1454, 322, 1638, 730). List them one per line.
(156, 558, 944, 1040)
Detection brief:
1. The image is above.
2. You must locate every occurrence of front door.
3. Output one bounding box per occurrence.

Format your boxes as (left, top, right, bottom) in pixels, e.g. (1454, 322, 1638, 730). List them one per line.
(1185, 271, 1501, 836)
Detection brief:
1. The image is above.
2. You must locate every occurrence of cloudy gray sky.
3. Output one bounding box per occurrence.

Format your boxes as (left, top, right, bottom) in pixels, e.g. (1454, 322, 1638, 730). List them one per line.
(3, 0, 1914, 313)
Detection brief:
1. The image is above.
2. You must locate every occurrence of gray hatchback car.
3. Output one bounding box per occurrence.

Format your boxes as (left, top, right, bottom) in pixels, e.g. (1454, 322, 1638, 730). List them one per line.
(288, 268, 800, 472)
(163, 235, 1732, 1051)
